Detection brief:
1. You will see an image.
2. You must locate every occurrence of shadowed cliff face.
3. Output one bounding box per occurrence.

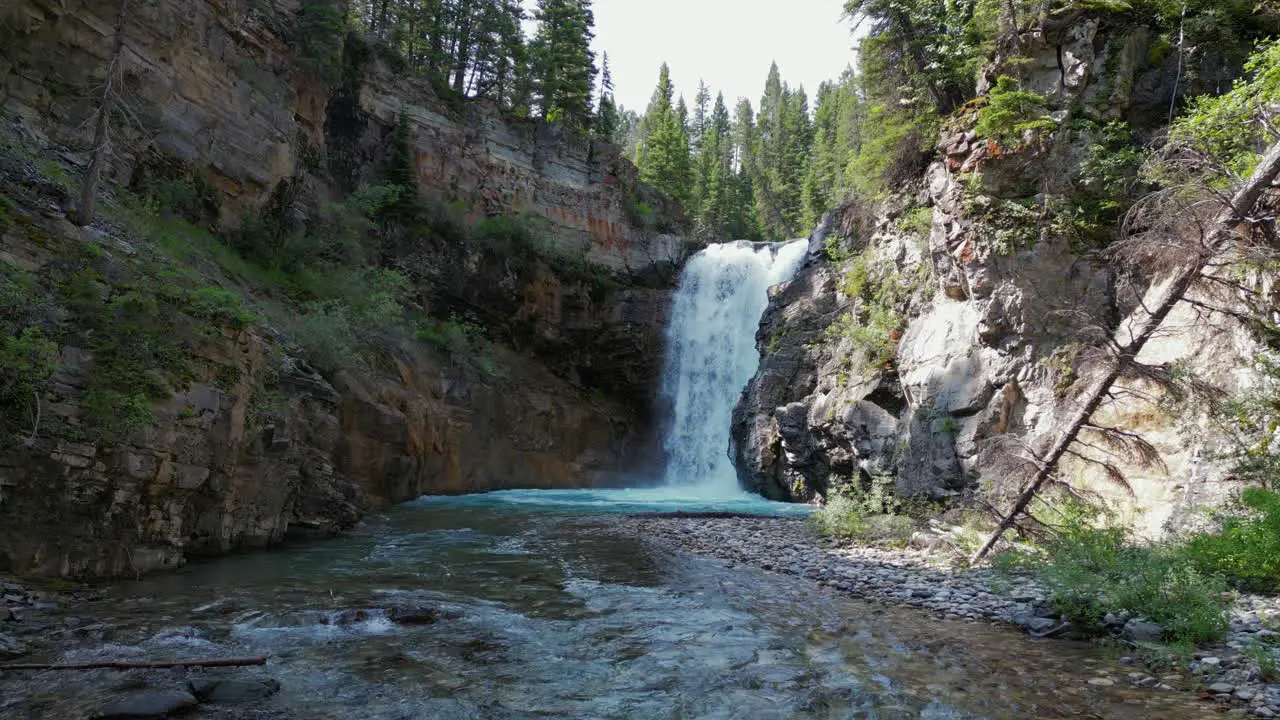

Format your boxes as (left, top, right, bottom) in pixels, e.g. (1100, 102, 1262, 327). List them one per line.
(0, 0, 687, 577)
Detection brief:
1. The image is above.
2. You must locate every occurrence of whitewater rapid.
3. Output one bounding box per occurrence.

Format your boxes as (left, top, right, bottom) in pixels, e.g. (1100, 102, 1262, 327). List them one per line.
(660, 240, 808, 495)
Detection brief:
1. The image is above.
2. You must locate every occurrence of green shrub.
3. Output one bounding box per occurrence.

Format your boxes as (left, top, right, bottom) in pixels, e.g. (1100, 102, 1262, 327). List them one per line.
(1182, 489, 1280, 592)
(287, 267, 411, 374)
(474, 214, 545, 258)
(417, 314, 507, 378)
(975, 77, 1057, 146)
(899, 206, 934, 238)
(826, 252, 931, 376)
(291, 300, 361, 374)
(812, 474, 917, 546)
(83, 388, 154, 445)
(0, 327, 57, 442)
(185, 288, 257, 330)
(1166, 38, 1280, 181)
(998, 500, 1230, 645)
(1244, 641, 1280, 682)
(0, 194, 15, 229)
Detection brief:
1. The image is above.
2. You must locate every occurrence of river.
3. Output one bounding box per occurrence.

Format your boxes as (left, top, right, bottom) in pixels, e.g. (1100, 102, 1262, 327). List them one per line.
(0, 494, 1206, 718)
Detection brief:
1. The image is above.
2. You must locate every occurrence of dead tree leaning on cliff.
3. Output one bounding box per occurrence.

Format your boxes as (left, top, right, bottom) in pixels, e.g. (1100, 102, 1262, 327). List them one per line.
(75, 0, 130, 227)
(969, 136, 1280, 564)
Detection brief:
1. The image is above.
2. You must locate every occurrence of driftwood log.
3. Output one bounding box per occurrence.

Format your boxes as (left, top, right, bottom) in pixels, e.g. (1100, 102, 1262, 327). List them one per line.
(0, 656, 267, 671)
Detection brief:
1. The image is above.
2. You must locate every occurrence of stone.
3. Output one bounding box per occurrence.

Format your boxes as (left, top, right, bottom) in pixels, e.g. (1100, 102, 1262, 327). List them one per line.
(387, 604, 442, 624)
(1121, 619, 1165, 643)
(1210, 683, 1238, 694)
(189, 678, 281, 704)
(1088, 677, 1115, 686)
(0, 632, 27, 659)
(1023, 617, 1058, 634)
(93, 690, 198, 719)
(172, 464, 211, 491)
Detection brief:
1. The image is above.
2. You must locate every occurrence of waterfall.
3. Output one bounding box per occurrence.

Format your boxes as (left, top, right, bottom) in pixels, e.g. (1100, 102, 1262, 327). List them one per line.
(660, 240, 808, 495)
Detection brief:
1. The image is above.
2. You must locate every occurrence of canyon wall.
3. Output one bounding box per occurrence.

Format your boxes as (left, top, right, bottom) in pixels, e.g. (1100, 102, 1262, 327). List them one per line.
(733, 17, 1259, 536)
(0, 0, 689, 576)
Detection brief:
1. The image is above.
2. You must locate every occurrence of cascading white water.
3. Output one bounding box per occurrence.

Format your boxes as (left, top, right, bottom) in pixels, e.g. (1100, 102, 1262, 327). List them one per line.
(660, 239, 809, 496)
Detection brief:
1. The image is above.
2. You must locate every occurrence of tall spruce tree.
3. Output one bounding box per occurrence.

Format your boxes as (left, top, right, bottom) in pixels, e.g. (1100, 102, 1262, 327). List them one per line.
(691, 80, 711, 151)
(529, 0, 597, 130)
(731, 98, 764, 241)
(692, 91, 735, 239)
(594, 52, 620, 141)
(751, 62, 812, 240)
(637, 63, 693, 208)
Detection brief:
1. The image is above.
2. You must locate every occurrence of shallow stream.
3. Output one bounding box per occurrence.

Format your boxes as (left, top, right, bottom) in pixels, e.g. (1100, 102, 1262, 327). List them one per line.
(1, 492, 1207, 719)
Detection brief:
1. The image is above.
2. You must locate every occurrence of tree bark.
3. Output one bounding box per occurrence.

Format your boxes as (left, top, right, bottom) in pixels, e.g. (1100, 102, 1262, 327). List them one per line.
(0, 656, 267, 672)
(969, 138, 1280, 563)
(75, 0, 129, 227)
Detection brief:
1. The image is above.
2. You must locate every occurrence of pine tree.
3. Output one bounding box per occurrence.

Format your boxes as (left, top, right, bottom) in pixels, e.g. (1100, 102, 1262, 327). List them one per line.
(347, 0, 529, 111)
(691, 80, 711, 151)
(730, 98, 764, 241)
(529, 0, 598, 130)
(692, 91, 735, 239)
(751, 62, 811, 240)
(637, 63, 693, 208)
(594, 51, 619, 141)
(803, 68, 863, 226)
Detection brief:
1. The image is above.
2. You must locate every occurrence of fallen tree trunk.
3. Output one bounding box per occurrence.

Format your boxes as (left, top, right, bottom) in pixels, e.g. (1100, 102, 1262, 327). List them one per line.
(969, 138, 1280, 564)
(0, 656, 267, 671)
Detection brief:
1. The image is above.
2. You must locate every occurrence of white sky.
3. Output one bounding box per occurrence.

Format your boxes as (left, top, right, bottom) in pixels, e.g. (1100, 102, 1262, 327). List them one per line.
(595, 0, 859, 111)
(527, 0, 862, 113)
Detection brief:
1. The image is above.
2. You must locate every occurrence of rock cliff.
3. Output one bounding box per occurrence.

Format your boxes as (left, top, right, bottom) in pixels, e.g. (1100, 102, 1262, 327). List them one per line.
(0, 0, 689, 576)
(733, 16, 1260, 536)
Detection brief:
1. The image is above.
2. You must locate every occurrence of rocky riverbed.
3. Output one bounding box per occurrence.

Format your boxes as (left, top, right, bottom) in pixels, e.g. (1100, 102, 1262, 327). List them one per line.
(611, 514, 1280, 718)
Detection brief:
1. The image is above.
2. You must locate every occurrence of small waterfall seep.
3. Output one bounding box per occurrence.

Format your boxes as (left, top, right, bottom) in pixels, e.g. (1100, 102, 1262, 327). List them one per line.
(660, 240, 808, 495)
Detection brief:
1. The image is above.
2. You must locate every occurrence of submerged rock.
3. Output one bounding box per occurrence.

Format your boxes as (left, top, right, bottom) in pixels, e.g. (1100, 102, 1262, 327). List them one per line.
(388, 604, 442, 625)
(93, 690, 198, 719)
(0, 631, 28, 659)
(189, 677, 281, 704)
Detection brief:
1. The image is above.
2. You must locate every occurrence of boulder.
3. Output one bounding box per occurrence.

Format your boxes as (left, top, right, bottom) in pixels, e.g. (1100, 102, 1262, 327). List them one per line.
(93, 690, 198, 720)
(1022, 616, 1058, 634)
(189, 678, 281, 704)
(1121, 618, 1165, 643)
(387, 604, 442, 625)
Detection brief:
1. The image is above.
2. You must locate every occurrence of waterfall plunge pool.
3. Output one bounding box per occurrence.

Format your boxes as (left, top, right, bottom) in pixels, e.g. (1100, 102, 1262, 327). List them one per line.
(411, 488, 814, 517)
